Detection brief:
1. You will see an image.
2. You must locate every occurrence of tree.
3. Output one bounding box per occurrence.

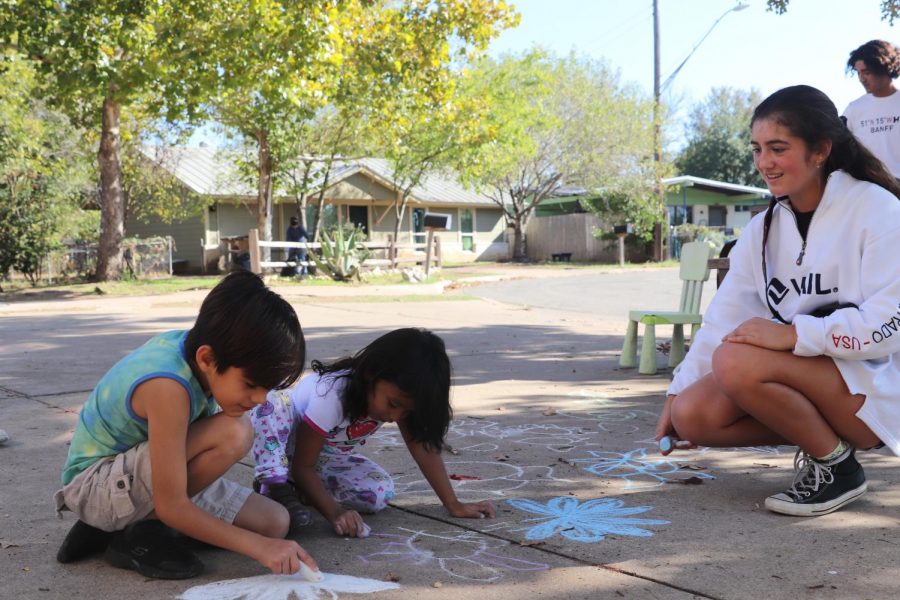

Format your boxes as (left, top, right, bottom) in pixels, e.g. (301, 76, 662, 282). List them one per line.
(212, 0, 516, 259)
(768, 0, 900, 22)
(376, 77, 493, 245)
(460, 50, 657, 260)
(2, 1, 216, 280)
(0, 52, 94, 288)
(675, 87, 765, 187)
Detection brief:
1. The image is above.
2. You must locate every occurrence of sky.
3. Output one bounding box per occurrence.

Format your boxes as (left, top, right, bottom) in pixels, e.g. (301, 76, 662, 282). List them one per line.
(191, 0, 900, 146)
(489, 0, 900, 118)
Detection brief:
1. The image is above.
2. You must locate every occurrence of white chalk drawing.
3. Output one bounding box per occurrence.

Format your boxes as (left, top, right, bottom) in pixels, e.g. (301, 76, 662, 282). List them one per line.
(556, 408, 659, 434)
(392, 459, 573, 499)
(357, 528, 549, 582)
(178, 572, 399, 600)
(507, 497, 669, 543)
(372, 418, 603, 455)
(569, 448, 715, 489)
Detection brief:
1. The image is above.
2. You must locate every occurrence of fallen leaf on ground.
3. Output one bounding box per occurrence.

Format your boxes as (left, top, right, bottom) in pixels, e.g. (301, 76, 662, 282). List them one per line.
(446, 445, 459, 455)
(449, 474, 481, 481)
(666, 476, 706, 485)
(519, 540, 544, 547)
(0, 541, 20, 549)
(542, 407, 557, 416)
(432, 582, 443, 588)
(676, 463, 707, 470)
(384, 572, 401, 582)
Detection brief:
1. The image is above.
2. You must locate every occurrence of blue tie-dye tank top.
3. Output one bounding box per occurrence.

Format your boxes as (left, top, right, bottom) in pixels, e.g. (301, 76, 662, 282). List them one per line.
(61, 330, 217, 485)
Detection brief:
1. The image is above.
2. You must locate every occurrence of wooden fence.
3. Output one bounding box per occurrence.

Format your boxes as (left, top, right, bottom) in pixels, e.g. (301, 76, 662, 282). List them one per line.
(247, 229, 442, 275)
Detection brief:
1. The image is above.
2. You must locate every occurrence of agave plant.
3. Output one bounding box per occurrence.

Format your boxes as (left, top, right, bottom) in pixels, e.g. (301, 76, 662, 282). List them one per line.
(311, 224, 370, 281)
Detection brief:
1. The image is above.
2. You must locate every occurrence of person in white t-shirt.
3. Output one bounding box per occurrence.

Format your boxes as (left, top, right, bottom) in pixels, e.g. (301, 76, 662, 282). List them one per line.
(250, 328, 495, 536)
(843, 40, 900, 177)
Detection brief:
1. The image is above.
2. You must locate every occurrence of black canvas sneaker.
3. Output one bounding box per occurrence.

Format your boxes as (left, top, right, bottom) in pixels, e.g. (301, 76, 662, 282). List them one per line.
(765, 449, 866, 517)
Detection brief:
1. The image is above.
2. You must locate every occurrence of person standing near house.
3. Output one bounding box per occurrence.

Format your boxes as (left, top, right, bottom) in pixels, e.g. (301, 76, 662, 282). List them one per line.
(286, 216, 310, 277)
(843, 40, 900, 178)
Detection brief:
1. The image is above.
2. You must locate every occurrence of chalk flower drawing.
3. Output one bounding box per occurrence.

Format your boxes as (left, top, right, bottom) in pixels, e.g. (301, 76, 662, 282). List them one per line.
(507, 497, 669, 543)
(571, 448, 715, 489)
(178, 572, 399, 600)
(358, 528, 549, 582)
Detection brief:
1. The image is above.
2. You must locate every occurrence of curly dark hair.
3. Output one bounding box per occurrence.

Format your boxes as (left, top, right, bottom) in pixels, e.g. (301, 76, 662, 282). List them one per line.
(311, 328, 452, 452)
(847, 39, 900, 79)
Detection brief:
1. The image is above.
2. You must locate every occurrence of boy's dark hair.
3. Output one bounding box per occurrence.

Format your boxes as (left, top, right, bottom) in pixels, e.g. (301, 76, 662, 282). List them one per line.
(185, 271, 304, 390)
(311, 328, 452, 452)
(847, 39, 900, 79)
(752, 85, 900, 198)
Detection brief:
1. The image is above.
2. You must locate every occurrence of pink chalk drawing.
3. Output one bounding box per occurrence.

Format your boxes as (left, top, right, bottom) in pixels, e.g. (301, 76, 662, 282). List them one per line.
(357, 528, 549, 582)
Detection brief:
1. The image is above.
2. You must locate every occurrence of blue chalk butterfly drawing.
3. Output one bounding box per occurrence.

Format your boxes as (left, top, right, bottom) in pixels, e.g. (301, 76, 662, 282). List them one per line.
(507, 496, 669, 543)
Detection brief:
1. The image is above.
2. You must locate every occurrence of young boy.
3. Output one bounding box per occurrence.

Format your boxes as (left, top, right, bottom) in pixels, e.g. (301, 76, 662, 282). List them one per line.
(54, 271, 317, 579)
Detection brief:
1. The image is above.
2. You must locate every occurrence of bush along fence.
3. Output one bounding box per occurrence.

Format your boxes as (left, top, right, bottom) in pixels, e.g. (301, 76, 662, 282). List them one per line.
(247, 228, 442, 281)
(3, 236, 175, 287)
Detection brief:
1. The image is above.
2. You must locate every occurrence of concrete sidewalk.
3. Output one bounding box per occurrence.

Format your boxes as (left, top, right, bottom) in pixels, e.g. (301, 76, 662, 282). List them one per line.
(1, 267, 897, 600)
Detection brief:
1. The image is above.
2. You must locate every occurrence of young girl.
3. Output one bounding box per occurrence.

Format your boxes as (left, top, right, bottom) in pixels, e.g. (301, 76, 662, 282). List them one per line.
(251, 327, 495, 535)
(656, 85, 900, 517)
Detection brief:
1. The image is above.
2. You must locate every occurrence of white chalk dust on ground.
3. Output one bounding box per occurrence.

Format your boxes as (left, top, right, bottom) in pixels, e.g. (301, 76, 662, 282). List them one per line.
(178, 572, 400, 600)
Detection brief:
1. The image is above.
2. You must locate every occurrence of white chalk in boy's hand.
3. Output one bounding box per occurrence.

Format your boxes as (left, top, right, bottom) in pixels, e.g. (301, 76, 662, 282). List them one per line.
(658, 435, 692, 455)
(298, 561, 324, 582)
(359, 523, 371, 538)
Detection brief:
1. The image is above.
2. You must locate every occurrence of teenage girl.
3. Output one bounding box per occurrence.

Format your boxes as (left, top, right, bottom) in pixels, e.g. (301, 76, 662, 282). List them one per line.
(656, 85, 900, 517)
(251, 327, 495, 535)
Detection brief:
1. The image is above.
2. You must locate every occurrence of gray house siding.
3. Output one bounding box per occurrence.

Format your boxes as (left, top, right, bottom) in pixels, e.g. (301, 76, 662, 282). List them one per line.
(125, 211, 206, 269)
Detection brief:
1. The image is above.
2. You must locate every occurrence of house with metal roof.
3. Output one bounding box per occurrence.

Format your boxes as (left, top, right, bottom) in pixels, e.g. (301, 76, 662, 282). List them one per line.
(662, 175, 771, 229)
(127, 147, 510, 271)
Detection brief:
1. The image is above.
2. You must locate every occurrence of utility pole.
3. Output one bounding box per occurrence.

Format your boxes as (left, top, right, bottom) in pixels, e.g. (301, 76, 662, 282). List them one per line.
(652, 0, 664, 261)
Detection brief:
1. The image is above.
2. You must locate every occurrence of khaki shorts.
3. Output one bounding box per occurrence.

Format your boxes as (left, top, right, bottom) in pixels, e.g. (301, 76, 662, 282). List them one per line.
(54, 441, 252, 532)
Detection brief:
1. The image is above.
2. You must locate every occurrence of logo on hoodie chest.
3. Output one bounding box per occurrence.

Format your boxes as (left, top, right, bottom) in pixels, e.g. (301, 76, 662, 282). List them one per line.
(767, 273, 837, 306)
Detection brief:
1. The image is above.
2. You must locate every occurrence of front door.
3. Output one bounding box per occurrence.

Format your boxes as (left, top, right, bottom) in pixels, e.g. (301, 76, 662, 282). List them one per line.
(348, 206, 369, 235)
(708, 206, 727, 227)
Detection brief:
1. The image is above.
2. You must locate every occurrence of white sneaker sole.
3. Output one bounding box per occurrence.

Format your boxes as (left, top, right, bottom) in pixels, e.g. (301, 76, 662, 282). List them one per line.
(764, 482, 867, 517)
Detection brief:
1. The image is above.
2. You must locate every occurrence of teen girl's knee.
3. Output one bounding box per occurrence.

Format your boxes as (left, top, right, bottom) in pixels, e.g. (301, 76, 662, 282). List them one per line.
(711, 342, 757, 393)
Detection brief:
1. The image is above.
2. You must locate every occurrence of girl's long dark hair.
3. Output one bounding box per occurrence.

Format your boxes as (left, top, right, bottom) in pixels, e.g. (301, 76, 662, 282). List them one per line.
(311, 328, 452, 452)
(752, 85, 900, 198)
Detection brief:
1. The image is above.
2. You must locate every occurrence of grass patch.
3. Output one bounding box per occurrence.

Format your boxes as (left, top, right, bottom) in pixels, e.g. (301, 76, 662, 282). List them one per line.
(0, 276, 222, 301)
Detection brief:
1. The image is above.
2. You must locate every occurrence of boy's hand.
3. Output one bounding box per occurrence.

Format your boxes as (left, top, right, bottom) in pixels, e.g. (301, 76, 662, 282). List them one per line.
(446, 500, 495, 519)
(332, 509, 367, 537)
(257, 538, 317, 575)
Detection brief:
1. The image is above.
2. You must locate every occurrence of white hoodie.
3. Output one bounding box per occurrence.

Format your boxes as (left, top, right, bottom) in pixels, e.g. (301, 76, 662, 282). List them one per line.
(669, 170, 900, 455)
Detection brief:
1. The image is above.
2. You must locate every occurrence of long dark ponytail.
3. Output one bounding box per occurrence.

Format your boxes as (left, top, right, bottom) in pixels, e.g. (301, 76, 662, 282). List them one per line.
(752, 85, 900, 198)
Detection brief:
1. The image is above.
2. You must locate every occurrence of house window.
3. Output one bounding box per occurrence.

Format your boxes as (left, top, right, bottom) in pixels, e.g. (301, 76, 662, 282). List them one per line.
(412, 208, 426, 245)
(668, 205, 693, 225)
(459, 208, 474, 251)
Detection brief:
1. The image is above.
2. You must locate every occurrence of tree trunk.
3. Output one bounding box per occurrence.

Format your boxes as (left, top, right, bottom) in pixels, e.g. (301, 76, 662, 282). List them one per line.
(511, 220, 526, 261)
(256, 131, 274, 263)
(312, 168, 332, 241)
(94, 97, 124, 281)
(391, 191, 409, 245)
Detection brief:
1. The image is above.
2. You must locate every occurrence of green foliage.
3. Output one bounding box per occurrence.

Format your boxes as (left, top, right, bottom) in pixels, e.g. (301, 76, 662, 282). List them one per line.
(0, 52, 94, 288)
(311, 224, 370, 281)
(767, 0, 900, 23)
(673, 223, 739, 254)
(460, 49, 659, 252)
(675, 87, 765, 187)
